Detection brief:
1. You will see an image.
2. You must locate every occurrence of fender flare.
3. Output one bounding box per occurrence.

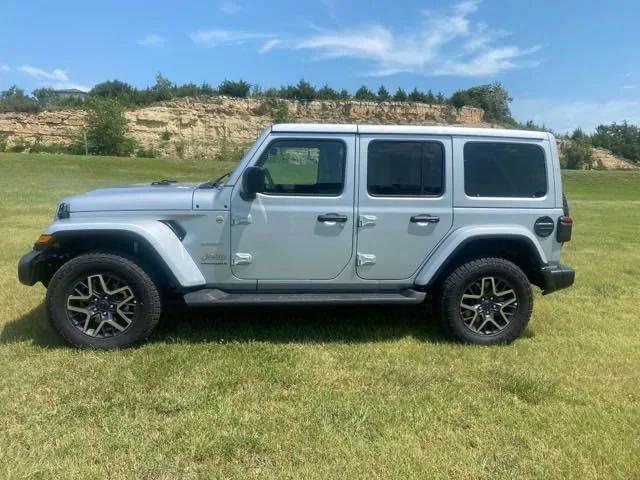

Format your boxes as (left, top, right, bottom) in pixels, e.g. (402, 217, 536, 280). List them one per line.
(414, 226, 548, 287)
(44, 220, 206, 288)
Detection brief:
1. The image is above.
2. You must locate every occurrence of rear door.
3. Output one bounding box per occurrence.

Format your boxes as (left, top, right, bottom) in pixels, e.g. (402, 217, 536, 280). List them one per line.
(356, 135, 453, 280)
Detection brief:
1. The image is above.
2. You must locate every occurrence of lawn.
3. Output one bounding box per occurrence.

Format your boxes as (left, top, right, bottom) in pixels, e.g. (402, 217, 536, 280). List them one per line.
(0, 153, 638, 479)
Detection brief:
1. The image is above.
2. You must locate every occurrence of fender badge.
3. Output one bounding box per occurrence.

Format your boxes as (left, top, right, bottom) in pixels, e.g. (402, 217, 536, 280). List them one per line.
(216, 216, 224, 224)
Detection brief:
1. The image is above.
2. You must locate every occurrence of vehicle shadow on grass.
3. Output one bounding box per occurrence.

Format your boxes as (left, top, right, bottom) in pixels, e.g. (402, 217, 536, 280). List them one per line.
(0, 303, 446, 348)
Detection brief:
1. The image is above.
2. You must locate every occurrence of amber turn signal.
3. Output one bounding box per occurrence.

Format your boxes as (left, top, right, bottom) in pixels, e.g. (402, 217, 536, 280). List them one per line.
(35, 234, 53, 245)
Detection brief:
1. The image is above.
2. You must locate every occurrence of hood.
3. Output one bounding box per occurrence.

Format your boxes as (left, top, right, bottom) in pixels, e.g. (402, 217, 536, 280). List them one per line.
(63, 182, 201, 212)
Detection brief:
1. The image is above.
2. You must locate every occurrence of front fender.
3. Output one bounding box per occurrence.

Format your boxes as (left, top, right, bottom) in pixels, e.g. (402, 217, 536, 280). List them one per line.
(44, 219, 206, 288)
(414, 225, 548, 286)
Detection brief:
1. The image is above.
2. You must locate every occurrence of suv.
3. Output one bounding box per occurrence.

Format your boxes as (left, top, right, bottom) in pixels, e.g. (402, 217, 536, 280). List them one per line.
(19, 124, 574, 348)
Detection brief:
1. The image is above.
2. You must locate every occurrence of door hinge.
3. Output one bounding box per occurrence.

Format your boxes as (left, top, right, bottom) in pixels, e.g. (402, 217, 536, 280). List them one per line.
(358, 215, 377, 227)
(356, 253, 377, 266)
(232, 252, 253, 265)
(232, 214, 252, 226)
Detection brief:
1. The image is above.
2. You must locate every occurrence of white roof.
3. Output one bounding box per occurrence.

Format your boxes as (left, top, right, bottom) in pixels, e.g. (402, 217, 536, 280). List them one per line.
(271, 123, 550, 140)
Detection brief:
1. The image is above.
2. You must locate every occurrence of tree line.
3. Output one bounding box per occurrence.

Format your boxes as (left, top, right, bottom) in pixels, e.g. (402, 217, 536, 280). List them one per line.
(562, 123, 640, 168)
(0, 75, 520, 124)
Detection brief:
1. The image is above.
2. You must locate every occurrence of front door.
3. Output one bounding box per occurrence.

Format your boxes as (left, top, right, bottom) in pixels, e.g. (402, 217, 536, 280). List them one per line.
(356, 135, 453, 280)
(230, 134, 356, 281)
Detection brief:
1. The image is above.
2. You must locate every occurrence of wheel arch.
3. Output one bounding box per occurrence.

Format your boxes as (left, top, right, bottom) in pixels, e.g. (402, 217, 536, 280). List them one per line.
(415, 231, 547, 290)
(39, 223, 206, 289)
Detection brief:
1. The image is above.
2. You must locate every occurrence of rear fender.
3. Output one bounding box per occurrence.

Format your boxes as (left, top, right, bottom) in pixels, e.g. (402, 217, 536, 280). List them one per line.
(414, 226, 547, 287)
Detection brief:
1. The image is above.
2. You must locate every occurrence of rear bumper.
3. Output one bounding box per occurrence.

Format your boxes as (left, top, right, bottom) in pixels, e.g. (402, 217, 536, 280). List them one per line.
(540, 263, 575, 295)
(18, 250, 45, 286)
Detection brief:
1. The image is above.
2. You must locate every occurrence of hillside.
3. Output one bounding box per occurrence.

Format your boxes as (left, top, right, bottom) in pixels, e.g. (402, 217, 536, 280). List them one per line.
(0, 97, 485, 159)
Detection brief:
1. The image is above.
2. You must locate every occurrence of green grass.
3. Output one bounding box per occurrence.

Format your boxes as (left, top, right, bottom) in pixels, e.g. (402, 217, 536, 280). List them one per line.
(1, 153, 639, 479)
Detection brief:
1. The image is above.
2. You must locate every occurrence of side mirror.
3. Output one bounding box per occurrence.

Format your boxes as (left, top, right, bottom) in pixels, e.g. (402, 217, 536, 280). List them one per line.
(241, 166, 265, 200)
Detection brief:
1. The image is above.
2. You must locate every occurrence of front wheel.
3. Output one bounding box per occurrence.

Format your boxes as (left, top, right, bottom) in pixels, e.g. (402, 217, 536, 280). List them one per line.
(45, 253, 162, 349)
(435, 257, 533, 344)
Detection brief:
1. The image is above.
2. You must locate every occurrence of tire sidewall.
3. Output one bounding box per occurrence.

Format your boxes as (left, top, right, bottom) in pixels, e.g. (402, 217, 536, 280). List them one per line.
(46, 255, 159, 349)
(443, 260, 532, 344)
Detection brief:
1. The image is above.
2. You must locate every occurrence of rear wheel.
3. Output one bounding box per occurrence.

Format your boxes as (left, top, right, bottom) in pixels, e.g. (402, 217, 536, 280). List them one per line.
(46, 253, 161, 349)
(435, 257, 533, 344)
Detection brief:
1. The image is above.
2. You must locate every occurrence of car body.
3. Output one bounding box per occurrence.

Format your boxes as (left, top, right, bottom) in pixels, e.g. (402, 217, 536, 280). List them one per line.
(19, 124, 575, 348)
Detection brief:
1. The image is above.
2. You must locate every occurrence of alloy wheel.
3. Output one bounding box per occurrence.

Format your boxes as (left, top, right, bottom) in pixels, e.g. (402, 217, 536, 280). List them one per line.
(459, 276, 518, 336)
(66, 273, 138, 338)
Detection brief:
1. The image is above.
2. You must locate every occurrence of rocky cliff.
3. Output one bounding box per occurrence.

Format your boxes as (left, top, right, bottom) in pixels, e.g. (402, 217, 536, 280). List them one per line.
(0, 97, 485, 158)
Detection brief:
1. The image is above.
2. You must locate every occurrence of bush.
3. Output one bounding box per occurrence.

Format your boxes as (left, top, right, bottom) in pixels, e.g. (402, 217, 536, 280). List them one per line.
(84, 98, 136, 156)
(0, 133, 7, 152)
(450, 82, 513, 123)
(0, 86, 40, 113)
(218, 79, 251, 98)
(562, 139, 593, 169)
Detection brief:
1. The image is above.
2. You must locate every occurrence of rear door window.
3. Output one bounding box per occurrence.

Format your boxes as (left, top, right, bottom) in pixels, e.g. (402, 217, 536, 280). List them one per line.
(463, 142, 547, 197)
(367, 141, 444, 196)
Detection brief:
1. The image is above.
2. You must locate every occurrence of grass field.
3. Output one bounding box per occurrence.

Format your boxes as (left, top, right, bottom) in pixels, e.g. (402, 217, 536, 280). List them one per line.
(0, 153, 638, 479)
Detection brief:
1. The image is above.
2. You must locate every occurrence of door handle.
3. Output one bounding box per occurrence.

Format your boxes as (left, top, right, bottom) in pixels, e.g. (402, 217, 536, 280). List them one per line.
(317, 213, 348, 223)
(410, 214, 440, 224)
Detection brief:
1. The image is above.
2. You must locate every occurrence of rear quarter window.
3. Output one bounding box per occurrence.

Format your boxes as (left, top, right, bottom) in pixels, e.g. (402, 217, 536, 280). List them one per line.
(464, 142, 547, 198)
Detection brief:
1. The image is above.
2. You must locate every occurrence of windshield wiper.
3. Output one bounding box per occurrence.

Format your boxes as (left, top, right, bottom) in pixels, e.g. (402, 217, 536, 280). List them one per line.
(200, 171, 231, 189)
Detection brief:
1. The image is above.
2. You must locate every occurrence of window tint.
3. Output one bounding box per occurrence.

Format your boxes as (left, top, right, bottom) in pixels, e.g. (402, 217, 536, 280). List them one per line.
(367, 141, 444, 196)
(257, 140, 345, 196)
(464, 142, 547, 198)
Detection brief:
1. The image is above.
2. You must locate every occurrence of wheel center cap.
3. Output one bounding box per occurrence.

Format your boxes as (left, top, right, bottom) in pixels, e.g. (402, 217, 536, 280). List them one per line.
(96, 299, 110, 311)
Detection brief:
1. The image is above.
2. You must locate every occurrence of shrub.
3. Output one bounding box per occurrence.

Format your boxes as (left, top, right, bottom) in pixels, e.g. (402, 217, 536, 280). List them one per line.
(136, 146, 159, 158)
(0, 86, 40, 113)
(0, 133, 7, 152)
(218, 79, 251, 98)
(85, 98, 136, 156)
(562, 139, 593, 169)
(450, 82, 513, 123)
(272, 102, 292, 124)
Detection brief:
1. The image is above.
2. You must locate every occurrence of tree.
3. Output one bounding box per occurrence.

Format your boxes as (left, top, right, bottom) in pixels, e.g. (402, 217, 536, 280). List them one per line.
(392, 88, 407, 101)
(218, 79, 251, 98)
(562, 139, 593, 169)
(316, 84, 340, 100)
(0, 86, 40, 112)
(449, 82, 513, 123)
(338, 89, 350, 100)
(84, 98, 136, 156)
(292, 79, 316, 101)
(408, 88, 426, 102)
(377, 85, 390, 101)
(90, 80, 135, 98)
(354, 85, 376, 101)
(150, 73, 174, 102)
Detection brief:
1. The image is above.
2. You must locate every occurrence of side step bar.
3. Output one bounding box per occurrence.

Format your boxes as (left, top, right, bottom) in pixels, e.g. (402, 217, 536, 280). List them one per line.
(183, 288, 426, 307)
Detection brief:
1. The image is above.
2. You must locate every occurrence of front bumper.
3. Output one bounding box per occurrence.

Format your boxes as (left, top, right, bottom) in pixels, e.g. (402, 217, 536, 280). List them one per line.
(18, 250, 45, 286)
(540, 263, 575, 295)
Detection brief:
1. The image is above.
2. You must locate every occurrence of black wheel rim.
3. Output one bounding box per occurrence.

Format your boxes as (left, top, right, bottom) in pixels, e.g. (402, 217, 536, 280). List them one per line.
(66, 273, 138, 338)
(459, 276, 518, 336)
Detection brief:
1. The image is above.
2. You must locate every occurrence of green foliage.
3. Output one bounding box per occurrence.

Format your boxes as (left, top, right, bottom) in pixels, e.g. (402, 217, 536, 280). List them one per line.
(315, 84, 339, 100)
(408, 87, 427, 102)
(84, 98, 136, 156)
(0, 133, 7, 152)
(562, 139, 593, 169)
(377, 85, 390, 101)
(272, 102, 292, 124)
(393, 87, 408, 101)
(135, 145, 159, 158)
(218, 79, 251, 98)
(354, 85, 376, 101)
(450, 82, 513, 123)
(591, 122, 640, 164)
(0, 86, 40, 113)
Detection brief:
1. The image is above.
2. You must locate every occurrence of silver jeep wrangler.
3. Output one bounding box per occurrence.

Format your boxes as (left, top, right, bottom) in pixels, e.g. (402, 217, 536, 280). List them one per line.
(19, 124, 575, 348)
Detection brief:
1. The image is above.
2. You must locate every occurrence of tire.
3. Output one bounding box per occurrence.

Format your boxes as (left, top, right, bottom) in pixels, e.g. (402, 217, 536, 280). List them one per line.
(45, 252, 161, 349)
(435, 257, 533, 345)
